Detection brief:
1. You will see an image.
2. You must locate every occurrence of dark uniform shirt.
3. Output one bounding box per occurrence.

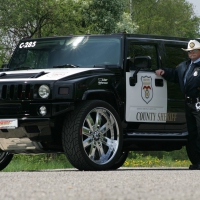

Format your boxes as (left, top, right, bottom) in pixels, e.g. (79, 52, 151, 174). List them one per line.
(162, 59, 200, 98)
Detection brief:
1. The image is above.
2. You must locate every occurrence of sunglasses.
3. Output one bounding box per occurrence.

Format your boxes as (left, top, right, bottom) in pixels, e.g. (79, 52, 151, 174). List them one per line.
(188, 49, 200, 53)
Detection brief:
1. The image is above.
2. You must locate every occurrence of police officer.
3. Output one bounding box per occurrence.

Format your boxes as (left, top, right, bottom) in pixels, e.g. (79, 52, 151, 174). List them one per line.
(155, 39, 200, 170)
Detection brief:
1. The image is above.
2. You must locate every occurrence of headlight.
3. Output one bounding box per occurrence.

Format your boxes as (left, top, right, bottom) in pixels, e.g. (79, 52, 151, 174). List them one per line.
(39, 106, 47, 116)
(38, 85, 50, 98)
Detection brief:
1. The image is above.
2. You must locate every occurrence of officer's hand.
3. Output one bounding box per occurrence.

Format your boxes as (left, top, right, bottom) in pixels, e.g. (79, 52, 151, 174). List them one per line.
(155, 69, 165, 76)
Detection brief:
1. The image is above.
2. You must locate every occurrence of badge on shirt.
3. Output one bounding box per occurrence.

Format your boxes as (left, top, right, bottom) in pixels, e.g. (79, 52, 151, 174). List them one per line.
(194, 71, 198, 76)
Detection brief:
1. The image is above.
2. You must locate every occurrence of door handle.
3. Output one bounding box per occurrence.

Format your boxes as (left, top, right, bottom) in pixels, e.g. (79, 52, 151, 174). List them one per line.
(155, 79, 163, 87)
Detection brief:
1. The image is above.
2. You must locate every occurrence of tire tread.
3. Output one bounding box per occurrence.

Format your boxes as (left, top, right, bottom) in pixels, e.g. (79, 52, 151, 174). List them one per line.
(62, 100, 122, 171)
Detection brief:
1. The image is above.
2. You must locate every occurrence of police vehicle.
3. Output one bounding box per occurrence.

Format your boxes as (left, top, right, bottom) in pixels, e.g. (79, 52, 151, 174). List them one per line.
(0, 33, 190, 170)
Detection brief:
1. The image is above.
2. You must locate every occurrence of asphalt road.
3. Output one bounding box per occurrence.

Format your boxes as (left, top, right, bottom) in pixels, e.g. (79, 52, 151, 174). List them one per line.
(0, 167, 200, 200)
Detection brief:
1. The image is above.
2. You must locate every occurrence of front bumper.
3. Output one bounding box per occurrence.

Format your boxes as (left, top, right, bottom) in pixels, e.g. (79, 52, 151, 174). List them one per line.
(0, 118, 52, 153)
(0, 101, 74, 153)
(0, 118, 52, 140)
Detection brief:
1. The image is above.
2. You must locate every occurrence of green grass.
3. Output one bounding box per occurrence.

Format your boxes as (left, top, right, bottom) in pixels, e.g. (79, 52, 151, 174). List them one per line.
(2, 154, 73, 172)
(2, 147, 191, 172)
(124, 154, 190, 167)
(124, 147, 191, 167)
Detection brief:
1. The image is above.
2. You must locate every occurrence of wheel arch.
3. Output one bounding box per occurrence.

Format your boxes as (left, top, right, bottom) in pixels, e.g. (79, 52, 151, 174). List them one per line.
(82, 90, 120, 114)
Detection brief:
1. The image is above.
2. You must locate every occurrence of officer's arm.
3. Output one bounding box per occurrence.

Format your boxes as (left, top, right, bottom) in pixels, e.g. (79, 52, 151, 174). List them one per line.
(162, 67, 179, 83)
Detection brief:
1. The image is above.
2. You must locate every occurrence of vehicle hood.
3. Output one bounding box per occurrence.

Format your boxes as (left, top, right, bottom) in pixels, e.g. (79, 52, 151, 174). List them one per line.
(0, 68, 102, 82)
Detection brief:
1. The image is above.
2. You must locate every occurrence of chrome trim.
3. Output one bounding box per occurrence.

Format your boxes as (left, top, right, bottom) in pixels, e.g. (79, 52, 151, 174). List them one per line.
(127, 132, 188, 137)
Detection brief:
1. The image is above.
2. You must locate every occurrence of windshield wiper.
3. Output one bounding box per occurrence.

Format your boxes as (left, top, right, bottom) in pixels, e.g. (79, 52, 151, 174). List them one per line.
(53, 64, 79, 68)
(93, 64, 120, 68)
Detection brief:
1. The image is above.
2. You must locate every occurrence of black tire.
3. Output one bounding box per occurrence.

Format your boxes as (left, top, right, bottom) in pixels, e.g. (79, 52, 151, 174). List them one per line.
(0, 152, 13, 171)
(110, 151, 129, 170)
(62, 100, 123, 171)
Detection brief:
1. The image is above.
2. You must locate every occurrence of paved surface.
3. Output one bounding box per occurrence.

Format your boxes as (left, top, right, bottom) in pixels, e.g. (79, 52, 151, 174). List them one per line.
(0, 167, 200, 200)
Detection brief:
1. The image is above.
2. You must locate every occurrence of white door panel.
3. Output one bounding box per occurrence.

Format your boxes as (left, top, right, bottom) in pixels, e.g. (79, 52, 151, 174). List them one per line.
(126, 71, 167, 123)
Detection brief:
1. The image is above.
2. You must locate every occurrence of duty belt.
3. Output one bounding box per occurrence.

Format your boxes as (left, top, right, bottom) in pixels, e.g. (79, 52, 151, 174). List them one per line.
(185, 96, 200, 111)
(185, 96, 199, 104)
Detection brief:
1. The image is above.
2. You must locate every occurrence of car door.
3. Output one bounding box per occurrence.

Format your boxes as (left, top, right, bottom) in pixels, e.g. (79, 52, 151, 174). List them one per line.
(125, 41, 167, 123)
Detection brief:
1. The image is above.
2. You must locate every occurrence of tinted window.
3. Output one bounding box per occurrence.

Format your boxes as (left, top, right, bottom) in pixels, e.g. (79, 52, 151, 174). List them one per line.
(127, 42, 158, 70)
(164, 45, 188, 68)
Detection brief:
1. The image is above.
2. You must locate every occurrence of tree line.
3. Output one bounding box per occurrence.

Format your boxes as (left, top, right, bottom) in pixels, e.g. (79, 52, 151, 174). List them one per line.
(0, 0, 200, 65)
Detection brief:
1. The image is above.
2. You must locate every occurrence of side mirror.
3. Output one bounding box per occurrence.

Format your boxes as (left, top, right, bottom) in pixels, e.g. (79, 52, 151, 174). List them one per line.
(129, 56, 151, 86)
(130, 56, 151, 70)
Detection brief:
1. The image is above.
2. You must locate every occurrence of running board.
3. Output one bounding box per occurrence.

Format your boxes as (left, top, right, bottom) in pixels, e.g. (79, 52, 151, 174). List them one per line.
(126, 132, 188, 137)
(123, 132, 188, 151)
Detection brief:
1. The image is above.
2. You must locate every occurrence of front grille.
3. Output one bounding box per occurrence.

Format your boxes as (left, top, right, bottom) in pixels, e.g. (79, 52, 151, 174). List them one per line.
(0, 84, 32, 100)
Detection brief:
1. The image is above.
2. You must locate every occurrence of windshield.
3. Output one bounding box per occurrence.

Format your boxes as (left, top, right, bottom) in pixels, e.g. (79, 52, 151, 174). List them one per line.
(8, 36, 121, 70)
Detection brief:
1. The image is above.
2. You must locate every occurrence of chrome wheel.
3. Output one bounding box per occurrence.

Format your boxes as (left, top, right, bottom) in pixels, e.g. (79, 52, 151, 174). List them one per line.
(62, 100, 123, 170)
(82, 107, 120, 165)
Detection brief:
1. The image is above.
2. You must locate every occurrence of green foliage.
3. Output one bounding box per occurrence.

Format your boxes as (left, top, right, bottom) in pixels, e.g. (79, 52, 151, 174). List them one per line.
(0, 0, 127, 61)
(0, 45, 7, 66)
(82, 0, 125, 34)
(132, 0, 200, 38)
(0, 0, 81, 38)
(116, 12, 138, 33)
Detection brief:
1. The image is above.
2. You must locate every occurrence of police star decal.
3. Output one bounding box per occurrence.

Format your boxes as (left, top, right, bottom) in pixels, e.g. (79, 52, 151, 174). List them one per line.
(141, 76, 153, 104)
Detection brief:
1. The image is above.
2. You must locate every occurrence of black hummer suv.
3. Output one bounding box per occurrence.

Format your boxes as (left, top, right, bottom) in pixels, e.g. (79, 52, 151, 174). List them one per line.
(0, 33, 191, 170)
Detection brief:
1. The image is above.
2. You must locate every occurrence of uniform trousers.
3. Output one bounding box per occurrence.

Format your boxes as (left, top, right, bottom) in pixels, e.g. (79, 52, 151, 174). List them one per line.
(185, 101, 200, 163)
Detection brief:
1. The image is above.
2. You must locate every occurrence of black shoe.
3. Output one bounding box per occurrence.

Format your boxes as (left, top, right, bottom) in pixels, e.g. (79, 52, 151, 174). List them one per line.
(189, 163, 200, 170)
